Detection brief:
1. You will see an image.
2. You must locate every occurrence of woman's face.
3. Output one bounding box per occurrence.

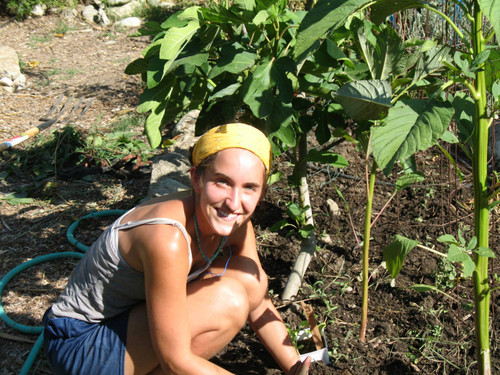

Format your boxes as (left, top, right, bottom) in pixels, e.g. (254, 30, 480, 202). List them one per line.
(192, 148, 266, 237)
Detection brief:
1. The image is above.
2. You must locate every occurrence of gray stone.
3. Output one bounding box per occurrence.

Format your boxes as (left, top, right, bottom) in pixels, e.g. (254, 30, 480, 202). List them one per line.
(116, 17, 142, 28)
(146, 110, 200, 199)
(107, 0, 133, 5)
(0, 46, 25, 93)
(31, 4, 47, 17)
(97, 7, 111, 26)
(326, 198, 340, 216)
(82, 5, 99, 24)
(147, 152, 192, 198)
(106, 0, 143, 21)
(147, 0, 176, 8)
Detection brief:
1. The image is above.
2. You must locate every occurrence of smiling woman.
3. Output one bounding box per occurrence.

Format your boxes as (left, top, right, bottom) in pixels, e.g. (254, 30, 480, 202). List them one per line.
(42, 123, 311, 375)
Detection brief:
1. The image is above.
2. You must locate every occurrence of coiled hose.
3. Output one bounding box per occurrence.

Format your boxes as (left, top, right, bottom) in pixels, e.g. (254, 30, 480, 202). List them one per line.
(0, 209, 125, 374)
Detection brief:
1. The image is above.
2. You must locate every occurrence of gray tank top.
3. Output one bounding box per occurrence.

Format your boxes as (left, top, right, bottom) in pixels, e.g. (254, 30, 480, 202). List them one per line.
(50, 209, 208, 323)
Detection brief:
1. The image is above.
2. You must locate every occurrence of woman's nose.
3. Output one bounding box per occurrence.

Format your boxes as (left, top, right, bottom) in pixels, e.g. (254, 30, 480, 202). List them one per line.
(225, 188, 241, 211)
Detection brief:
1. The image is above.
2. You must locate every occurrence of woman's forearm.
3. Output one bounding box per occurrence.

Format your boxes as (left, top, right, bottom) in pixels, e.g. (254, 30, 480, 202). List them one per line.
(248, 295, 301, 373)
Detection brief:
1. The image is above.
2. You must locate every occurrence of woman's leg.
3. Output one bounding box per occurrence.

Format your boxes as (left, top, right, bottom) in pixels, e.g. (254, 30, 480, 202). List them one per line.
(125, 275, 249, 374)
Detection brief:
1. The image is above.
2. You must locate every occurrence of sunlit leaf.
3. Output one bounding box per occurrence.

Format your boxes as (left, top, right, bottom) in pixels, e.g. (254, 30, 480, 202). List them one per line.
(478, 0, 500, 44)
(383, 234, 419, 278)
(307, 149, 349, 167)
(294, 0, 370, 61)
(372, 98, 454, 175)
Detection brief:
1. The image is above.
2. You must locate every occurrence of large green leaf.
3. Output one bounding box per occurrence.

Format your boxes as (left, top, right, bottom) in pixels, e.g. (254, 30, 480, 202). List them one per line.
(307, 149, 349, 167)
(209, 43, 258, 79)
(125, 58, 148, 75)
(137, 79, 173, 113)
(294, 0, 371, 61)
(268, 99, 293, 137)
(242, 57, 294, 118)
(370, 0, 425, 25)
(383, 234, 419, 279)
(144, 103, 166, 148)
(485, 48, 500, 90)
(159, 19, 200, 64)
(335, 80, 393, 121)
(242, 59, 274, 117)
(208, 83, 241, 101)
(478, 0, 500, 44)
(413, 45, 451, 84)
(372, 98, 454, 175)
(356, 21, 406, 80)
(452, 92, 475, 148)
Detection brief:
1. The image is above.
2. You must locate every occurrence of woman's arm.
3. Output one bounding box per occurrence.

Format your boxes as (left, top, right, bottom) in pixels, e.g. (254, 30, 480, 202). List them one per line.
(131, 223, 234, 374)
(226, 222, 309, 374)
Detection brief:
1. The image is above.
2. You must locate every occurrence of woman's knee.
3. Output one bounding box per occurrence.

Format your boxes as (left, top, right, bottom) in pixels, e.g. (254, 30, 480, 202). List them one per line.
(213, 277, 250, 325)
(226, 256, 268, 310)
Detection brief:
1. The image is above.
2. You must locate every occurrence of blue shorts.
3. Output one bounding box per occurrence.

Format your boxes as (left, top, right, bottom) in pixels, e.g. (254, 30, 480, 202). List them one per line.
(43, 308, 130, 375)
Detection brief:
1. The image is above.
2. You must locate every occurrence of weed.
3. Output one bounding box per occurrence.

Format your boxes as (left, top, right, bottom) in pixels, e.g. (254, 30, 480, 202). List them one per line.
(434, 258, 458, 290)
(4, 121, 155, 191)
(29, 33, 54, 47)
(53, 21, 73, 35)
(6, 0, 75, 20)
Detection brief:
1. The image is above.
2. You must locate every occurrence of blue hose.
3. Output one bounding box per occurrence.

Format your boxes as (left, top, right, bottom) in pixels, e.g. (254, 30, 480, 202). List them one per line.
(0, 209, 125, 374)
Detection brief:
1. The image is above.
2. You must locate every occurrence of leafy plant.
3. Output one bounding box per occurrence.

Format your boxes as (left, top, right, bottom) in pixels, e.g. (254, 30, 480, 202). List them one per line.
(293, 2, 498, 371)
(6, 0, 75, 20)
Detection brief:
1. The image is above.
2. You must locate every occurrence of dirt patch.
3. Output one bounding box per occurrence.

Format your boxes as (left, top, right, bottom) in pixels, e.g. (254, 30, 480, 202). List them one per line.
(1, 13, 499, 375)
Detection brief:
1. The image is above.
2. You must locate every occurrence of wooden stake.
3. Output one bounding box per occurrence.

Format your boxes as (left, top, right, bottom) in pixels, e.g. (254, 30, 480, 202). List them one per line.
(301, 301, 324, 350)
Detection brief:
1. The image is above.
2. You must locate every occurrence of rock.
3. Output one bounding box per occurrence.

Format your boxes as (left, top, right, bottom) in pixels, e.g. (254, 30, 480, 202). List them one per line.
(147, 0, 176, 8)
(61, 7, 78, 22)
(116, 17, 142, 28)
(82, 5, 99, 24)
(326, 198, 340, 216)
(147, 152, 192, 198)
(107, 0, 133, 5)
(82, 4, 111, 26)
(97, 7, 111, 26)
(106, 0, 143, 21)
(0, 46, 26, 93)
(31, 4, 47, 17)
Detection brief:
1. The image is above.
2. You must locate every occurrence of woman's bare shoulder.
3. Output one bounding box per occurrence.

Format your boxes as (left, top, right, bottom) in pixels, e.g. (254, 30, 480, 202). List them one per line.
(123, 190, 194, 225)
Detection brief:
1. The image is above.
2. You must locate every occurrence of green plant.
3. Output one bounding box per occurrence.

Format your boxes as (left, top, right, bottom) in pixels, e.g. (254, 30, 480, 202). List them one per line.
(53, 20, 72, 35)
(7, 0, 74, 20)
(293, 2, 498, 370)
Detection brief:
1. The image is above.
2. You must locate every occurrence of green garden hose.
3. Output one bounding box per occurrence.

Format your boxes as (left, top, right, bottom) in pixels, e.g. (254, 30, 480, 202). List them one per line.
(0, 209, 125, 374)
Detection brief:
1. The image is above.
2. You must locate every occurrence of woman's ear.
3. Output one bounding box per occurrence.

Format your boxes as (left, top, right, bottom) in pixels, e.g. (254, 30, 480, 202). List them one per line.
(190, 166, 201, 193)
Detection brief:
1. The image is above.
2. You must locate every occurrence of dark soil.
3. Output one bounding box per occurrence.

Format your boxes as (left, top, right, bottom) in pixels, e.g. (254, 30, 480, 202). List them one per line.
(1, 12, 499, 375)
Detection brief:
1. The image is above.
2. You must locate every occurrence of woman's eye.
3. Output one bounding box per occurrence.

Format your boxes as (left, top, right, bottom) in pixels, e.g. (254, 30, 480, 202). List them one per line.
(216, 179, 228, 185)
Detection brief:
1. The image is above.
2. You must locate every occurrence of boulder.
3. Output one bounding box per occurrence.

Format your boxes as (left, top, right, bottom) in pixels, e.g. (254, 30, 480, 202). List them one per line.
(107, 0, 133, 5)
(106, 0, 143, 21)
(0, 46, 26, 93)
(31, 3, 47, 17)
(116, 17, 142, 28)
(147, 0, 176, 8)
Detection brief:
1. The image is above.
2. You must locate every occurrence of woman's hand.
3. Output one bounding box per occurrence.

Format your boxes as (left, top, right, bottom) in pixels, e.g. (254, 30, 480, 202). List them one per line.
(287, 357, 311, 375)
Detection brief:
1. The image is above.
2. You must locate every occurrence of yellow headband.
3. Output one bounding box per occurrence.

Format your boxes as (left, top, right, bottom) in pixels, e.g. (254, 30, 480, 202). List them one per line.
(192, 123, 271, 173)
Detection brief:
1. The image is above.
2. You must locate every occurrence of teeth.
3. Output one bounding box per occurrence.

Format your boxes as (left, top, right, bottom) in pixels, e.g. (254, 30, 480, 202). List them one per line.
(218, 209, 236, 219)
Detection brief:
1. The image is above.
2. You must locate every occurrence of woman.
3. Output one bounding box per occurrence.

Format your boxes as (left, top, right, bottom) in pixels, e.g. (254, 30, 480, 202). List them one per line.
(43, 123, 311, 374)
